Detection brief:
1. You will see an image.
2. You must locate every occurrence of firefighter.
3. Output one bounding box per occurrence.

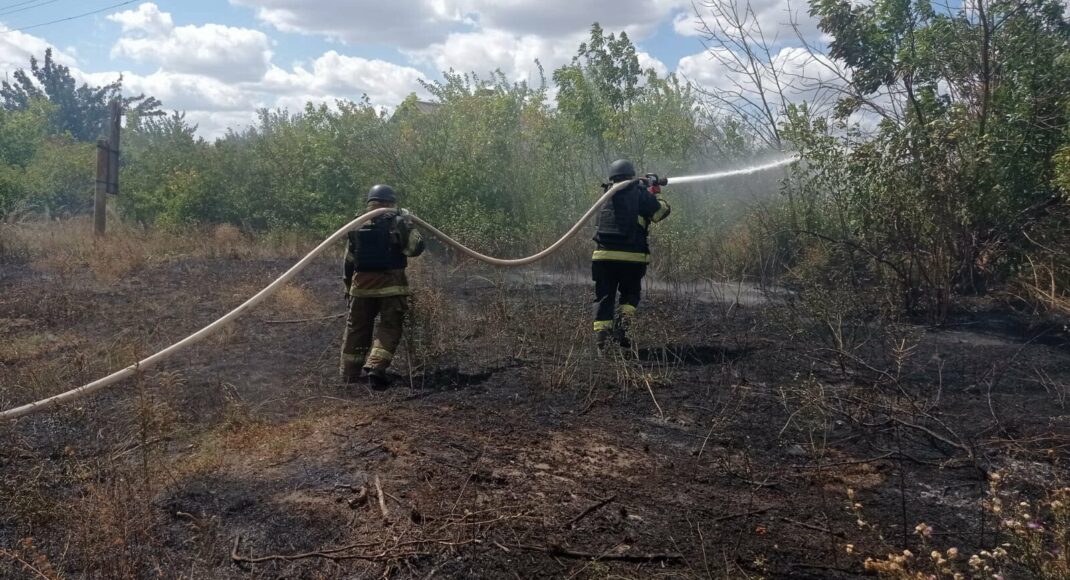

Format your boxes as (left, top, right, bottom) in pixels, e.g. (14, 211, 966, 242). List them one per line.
(592, 159, 671, 350)
(340, 184, 425, 388)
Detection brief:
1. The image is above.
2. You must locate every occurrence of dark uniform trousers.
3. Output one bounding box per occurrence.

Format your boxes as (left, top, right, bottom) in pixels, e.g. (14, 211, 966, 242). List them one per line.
(340, 295, 409, 378)
(592, 260, 647, 331)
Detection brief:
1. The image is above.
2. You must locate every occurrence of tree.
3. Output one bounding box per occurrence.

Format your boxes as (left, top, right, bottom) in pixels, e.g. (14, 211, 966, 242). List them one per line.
(0, 49, 162, 142)
(553, 23, 649, 165)
(777, 0, 1070, 315)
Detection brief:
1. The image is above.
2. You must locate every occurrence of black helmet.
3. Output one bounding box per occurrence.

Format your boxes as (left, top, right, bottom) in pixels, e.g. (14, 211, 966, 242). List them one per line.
(608, 159, 636, 182)
(367, 184, 397, 203)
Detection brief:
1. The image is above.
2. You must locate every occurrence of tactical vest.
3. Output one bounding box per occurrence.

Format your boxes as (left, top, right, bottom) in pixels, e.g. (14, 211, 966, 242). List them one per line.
(351, 213, 407, 272)
(593, 182, 646, 251)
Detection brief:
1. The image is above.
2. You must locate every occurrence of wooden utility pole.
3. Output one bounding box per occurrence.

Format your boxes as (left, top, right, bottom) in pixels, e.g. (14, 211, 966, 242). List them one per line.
(94, 139, 108, 235)
(94, 100, 122, 236)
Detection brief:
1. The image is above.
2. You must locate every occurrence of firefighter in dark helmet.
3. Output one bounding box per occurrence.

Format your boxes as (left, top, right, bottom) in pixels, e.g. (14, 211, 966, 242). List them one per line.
(341, 184, 425, 387)
(592, 159, 671, 350)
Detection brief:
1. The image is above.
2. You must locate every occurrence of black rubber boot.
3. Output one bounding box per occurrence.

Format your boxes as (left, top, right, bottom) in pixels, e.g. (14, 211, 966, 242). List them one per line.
(342, 367, 366, 385)
(614, 318, 632, 348)
(595, 330, 611, 354)
(367, 367, 392, 390)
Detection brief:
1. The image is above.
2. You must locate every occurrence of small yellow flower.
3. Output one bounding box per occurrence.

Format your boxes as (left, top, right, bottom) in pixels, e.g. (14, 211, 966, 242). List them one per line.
(946, 547, 958, 559)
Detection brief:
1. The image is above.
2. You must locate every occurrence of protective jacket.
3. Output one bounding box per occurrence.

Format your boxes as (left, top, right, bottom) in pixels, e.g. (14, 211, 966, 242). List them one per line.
(592, 180, 671, 263)
(344, 210, 425, 298)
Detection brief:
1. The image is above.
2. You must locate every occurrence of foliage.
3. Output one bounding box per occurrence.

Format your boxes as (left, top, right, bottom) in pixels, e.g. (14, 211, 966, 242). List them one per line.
(105, 32, 739, 270)
(775, 0, 1070, 317)
(0, 49, 162, 142)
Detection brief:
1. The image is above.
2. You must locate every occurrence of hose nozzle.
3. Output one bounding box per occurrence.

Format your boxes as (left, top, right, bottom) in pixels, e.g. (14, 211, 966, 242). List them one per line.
(642, 173, 668, 194)
(644, 173, 669, 187)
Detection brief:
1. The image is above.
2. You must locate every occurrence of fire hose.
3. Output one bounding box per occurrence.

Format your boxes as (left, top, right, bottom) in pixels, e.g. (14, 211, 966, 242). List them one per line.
(0, 157, 796, 421)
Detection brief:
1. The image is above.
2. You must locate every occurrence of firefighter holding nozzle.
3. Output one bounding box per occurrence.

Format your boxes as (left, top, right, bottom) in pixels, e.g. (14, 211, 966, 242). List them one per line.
(591, 159, 671, 351)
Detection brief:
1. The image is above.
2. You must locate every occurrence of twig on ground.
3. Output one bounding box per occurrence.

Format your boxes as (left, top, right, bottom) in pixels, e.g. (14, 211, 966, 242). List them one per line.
(711, 507, 774, 523)
(230, 536, 470, 565)
(262, 313, 346, 324)
(0, 548, 55, 580)
(110, 436, 168, 460)
(563, 495, 617, 528)
(790, 452, 895, 469)
(517, 544, 683, 563)
(779, 517, 845, 538)
(231, 536, 409, 564)
(375, 475, 390, 519)
(789, 562, 856, 574)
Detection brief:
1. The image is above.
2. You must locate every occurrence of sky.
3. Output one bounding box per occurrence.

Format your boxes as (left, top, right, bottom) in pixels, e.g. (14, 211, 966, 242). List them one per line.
(0, 0, 829, 138)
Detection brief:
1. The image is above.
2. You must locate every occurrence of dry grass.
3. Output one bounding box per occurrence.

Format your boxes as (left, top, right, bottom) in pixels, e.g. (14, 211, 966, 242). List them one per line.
(2, 217, 316, 284)
(265, 284, 325, 319)
(1016, 255, 1070, 316)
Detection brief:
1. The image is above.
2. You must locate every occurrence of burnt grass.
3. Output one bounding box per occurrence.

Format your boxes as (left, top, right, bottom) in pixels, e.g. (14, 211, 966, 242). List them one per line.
(1, 253, 1069, 579)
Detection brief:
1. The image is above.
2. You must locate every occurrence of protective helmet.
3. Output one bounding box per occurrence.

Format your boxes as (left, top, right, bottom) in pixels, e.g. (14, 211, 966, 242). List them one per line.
(367, 184, 397, 203)
(608, 159, 636, 182)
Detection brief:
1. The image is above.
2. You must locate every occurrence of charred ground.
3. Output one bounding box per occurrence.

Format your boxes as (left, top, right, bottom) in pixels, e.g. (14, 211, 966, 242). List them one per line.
(1, 234, 1069, 579)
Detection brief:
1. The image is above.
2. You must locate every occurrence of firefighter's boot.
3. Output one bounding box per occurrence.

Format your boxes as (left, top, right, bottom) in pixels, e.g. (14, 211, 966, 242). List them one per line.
(614, 311, 633, 349)
(595, 330, 612, 354)
(366, 367, 392, 390)
(341, 355, 367, 385)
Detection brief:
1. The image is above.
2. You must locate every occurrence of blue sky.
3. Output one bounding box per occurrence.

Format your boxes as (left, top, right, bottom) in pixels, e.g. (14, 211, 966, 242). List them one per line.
(0, 0, 826, 136)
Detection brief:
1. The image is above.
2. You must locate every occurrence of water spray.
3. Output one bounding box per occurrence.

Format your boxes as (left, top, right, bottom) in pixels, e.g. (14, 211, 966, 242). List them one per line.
(664, 156, 797, 186)
(1, 156, 798, 420)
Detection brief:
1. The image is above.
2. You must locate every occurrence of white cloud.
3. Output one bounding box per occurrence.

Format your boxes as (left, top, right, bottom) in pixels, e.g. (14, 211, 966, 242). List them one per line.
(678, 45, 847, 111)
(675, 0, 823, 45)
(408, 28, 575, 83)
(183, 110, 259, 138)
(673, 11, 703, 37)
(110, 4, 272, 82)
(82, 69, 257, 111)
(0, 27, 78, 76)
(261, 51, 427, 106)
(462, 0, 688, 39)
(107, 2, 174, 36)
(230, 0, 690, 46)
(637, 51, 668, 77)
(229, 0, 463, 47)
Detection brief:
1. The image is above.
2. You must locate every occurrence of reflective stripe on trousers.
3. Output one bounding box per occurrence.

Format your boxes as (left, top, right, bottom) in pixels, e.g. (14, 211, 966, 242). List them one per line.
(591, 250, 650, 263)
